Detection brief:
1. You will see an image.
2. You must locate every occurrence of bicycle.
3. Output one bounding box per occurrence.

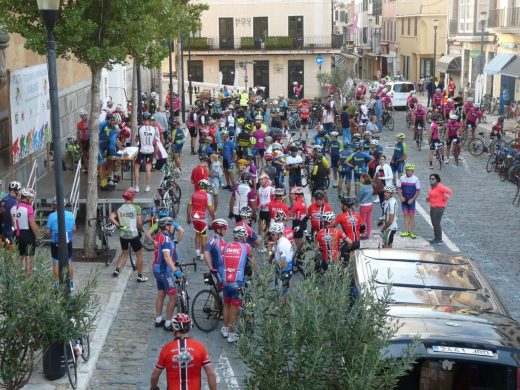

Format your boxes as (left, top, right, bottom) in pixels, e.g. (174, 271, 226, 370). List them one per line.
(432, 142, 444, 170)
(382, 111, 394, 131)
(175, 262, 197, 314)
(292, 230, 317, 278)
(467, 131, 502, 157)
(63, 318, 90, 389)
(452, 138, 461, 166)
(141, 206, 160, 251)
(414, 122, 424, 150)
(88, 207, 115, 267)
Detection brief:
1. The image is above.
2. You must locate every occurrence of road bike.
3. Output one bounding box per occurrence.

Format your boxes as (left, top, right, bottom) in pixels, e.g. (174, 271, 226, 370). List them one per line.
(88, 207, 117, 267)
(432, 142, 444, 170)
(64, 318, 90, 389)
(414, 122, 424, 150)
(382, 111, 394, 131)
(176, 262, 197, 314)
(292, 230, 317, 278)
(467, 132, 503, 157)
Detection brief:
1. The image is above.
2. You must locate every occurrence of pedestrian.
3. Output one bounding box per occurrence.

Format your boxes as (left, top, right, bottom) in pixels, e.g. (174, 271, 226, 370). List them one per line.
(374, 95, 383, 132)
(150, 313, 217, 390)
(426, 77, 434, 107)
(500, 86, 510, 115)
(340, 105, 351, 144)
(357, 174, 373, 239)
(426, 174, 452, 244)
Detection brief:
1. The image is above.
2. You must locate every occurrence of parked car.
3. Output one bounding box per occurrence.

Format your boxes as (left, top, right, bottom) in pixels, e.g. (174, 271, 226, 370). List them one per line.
(352, 248, 520, 390)
(386, 81, 416, 108)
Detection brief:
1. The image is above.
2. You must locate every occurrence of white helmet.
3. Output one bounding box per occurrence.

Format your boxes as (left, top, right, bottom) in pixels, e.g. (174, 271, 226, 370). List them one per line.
(384, 184, 396, 193)
(382, 88, 388, 93)
(468, 97, 474, 102)
(269, 222, 284, 234)
(272, 100, 279, 105)
(233, 226, 248, 240)
(330, 131, 339, 137)
(473, 103, 480, 108)
(9, 181, 22, 191)
(79, 110, 88, 117)
(321, 211, 336, 224)
(21, 187, 36, 199)
(449, 114, 458, 120)
(150, 91, 157, 98)
(313, 144, 323, 151)
(371, 139, 379, 145)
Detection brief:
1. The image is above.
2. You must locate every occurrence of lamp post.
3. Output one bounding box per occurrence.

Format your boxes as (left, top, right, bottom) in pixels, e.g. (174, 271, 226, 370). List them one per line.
(37, 0, 69, 292)
(188, 32, 193, 106)
(433, 19, 439, 79)
(168, 40, 174, 120)
(480, 11, 487, 75)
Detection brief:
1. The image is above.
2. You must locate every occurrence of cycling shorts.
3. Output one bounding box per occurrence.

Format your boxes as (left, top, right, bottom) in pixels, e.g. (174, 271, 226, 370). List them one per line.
(430, 140, 443, 151)
(259, 210, 270, 226)
(447, 136, 459, 146)
(301, 118, 309, 125)
(330, 156, 339, 172)
(383, 229, 396, 246)
(292, 220, 304, 239)
(172, 143, 183, 155)
(223, 159, 233, 170)
(15, 230, 36, 257)
(275, 269, 292, 296)
(353, 171, 363, 183)
(120, 236, 142, 252)
(154, 270, 176, 295)
(401, 200, 416, 213)
(51, 241, 73, 263)
(80, 140, 90, 153)
(338, 167, 352, 180)
(98, 143, 118, 164)
(189, 127, 197, 138)
(223, 283, 244, 306)
(193, 219, 208, 236)
(288, 174, 302, 187)
(391, 160, 405, 175)
(135, 152, 154, 166)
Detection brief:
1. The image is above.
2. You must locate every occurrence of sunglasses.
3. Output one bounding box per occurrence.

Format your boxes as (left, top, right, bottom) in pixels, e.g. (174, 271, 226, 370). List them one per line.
(429, 178, 437, 181)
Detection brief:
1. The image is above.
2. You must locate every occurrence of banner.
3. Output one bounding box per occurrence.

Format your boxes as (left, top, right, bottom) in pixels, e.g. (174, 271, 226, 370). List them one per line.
(9, 63, 51, 165)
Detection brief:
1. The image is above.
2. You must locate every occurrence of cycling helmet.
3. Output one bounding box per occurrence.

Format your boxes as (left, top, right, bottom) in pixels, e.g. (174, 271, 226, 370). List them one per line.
(291, 187, 304, 195)
(330, 131, 339, 137)
(264, 153, 274, 161)
(239, 206, 253, 218)
(363, 131, 372, 137)
(104, 223, 117, 234)
(79, 110, 88, 117)
(353, 133, 362, 139)
(314, 190, 325, 200)
(321, 211, 336, 223)
(157, 208, 170, 218)
(9, 181, 22, 191)
(274, 188, 285, 197)
(259, 173, 270, 180)
(396, 133, 405, 140)
(449, 114, 458, 120)
(240, 171, 251, 183)
(142, 112, 152, 120)
(354, 141, 362, 149)
(21, 187, 36, 199)
(315, 124, 323, 132)
(158, 217, 174, 227)
(382, 88, 388, 93)
(436, 88, 441, 93)
(498, 116, 504, 122)
(412, 94, 417, 99)
(447, 98, 453, 103)
(172, 313, 192, 333)
(272, 143, 283, 152)
(199, 154, 211, 163)
(371, 139, 379, 145)
(492, 121, 497, 127)
(255, 114, 263, 121)
(340, 196, 356, 207)
(269, 222, 284, 234)
(384, 184, 396, 193)
(313, 144, 323, 151)
(293, 81, 298, 85)
(198, 179, 210, 189)
(272, 100, 279, 105)
(67, 136, 76, 144)
(106, 113, 115, 121)
(236, 118, 245, 125)
(233, 226, 248, 240)
(473, 103, 480, 109)
(405, 163, 416, 171)
(211, 219, 229, 230)
(357, 87, 362, 91)
(237, 159, 248, 166)
(122, 188, 135, 201)
(467, 97, 474, 102)
(114, 113, 122, 124)
(274, 210, 287, 222)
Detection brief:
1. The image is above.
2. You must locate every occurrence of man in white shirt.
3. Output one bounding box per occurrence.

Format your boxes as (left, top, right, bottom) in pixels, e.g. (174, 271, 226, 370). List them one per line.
(257, 173, 274, 235)
(269, 222, 293, 299)
(134, 112, 156, 192)
(285, 146, 304, 195)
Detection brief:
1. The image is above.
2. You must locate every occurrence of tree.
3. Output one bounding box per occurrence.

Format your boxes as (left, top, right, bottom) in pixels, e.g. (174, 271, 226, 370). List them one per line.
(0, 251, 98, 390)
(0, 0, 205, 257)
(237, 262, 418, 389)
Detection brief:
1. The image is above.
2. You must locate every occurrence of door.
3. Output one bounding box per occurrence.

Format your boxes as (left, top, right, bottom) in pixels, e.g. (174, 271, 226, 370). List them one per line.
(288, 60, 304, 98)
(253, 17, 268, 48)
(219, 60, 235, 86)
(288, 16, 304, 48)
(219, 18, 234, 49)
(254, 61, 269, 98)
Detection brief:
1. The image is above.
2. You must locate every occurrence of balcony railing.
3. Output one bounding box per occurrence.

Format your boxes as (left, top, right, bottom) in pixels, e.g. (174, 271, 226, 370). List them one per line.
(189, 35, 343, 51)
(488, 8, 520, 28)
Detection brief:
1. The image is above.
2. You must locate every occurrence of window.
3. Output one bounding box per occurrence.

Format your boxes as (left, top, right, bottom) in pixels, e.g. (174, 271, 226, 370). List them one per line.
(189, 60, 203, 82)
(458, 0, 474, 32)
(393, 82, 415, 93)
(402, 55, 410, 79)
(340, 11, 346, 22)
(363, 0, 368, 11)
(219, 18, 234, 49)
(407, 17, 411, 35)
(219, 60, 235, 86)
(401, 18, 404, 35)
(253, 17, 268, 46)
(477, 0, 489, 29)
(288, 16, 304, 38)
(363, 27, 368, 43)
(335, 10, 339, 21)
(414, 17, 417, 36)
(420, 58, 434, 77)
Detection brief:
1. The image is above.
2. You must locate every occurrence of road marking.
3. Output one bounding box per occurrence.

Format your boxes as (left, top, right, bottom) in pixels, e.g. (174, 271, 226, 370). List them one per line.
(219, 353, 241, 389)
(415, 201, 461, 253)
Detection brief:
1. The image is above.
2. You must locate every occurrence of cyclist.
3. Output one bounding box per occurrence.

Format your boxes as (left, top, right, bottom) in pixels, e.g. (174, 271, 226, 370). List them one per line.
(337, 142, 354, 197)
(258, 173, 274, 234)
(98, 113, 120, 190)
(110, 188, 148, 282)
(407, 93, 418, 111)
(310, 145, 331, 202)
(268, 188, 289, 220)
(391, 133, 408, 182)
(491, 117, 504, 139)
(236, 206, 261, 248)
(381, 92, 394, 113)
(346, 142, 374, 196)
(397, 163, 421, 239)
(150, 313, 217, 390)
(413, 103, 427, 142)
(219, 226, 253, 343)
(191, 154, 210, 191)
(298, 190, 332, 236)
(312, 126, 329, 149)
(289, 187, 307, 253)
(316, 211, 350, 268)
(328, 131, 342, 188)
(279, 95, 289, 132)
(0, 181, 21, 249)
(432, 88, 443, 110)
(298, 98, 311, 138)
(170, 120, 185, 170)
(445, 114, 461, 164)
(11, 187, 39, 275)
(45, 197, 77, 290)
(429, 120, 445, 168)
(204, 219, 228, 273)
(76, 110, 91, 172)
(229, 171, 256, 223)
(466, 102, 483, 139)
(285, 145, 304, 193)
(272, 210, 294, 245)
(152, 217, 183, 331)
(221, 131, 236, 190)
(134, 112, 156, 192)
(442, 98, 455, 121)
(462, 96, 474, 123)
(378, 184, 398, 248)
(187, 179, 215, 261)
(144, 208, 184, 263)
(269, 222, 293, 298)
(335, 196, 364, 250)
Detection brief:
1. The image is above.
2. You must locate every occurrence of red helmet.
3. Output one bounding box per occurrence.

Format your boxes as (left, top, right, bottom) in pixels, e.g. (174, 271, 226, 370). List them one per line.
(211, 218, 229, 230)
(122, 188, 135, 201)
(172, 313, 192, 333)
(291, 187, 304, 195)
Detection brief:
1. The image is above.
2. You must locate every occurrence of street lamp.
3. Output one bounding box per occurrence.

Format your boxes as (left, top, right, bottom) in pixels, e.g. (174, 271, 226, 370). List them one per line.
(168, 40, 174, 120)
(37, 0, 70, 292)
(433, 19, 439, 79)
(480, 11, 487, 75)
(188, 32, 193, 106)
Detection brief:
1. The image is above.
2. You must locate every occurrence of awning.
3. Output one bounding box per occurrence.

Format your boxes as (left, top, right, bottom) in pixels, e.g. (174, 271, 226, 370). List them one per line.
(436, 54, 461, 73)
(484, 53, 516, 75)
(499, 56, 520, 78)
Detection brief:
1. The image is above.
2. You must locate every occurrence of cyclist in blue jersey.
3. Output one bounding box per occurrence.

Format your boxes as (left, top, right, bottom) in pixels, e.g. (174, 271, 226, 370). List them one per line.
(221, 132, 236, 190)
(391, 133, 408, 183)
(312, 126, 330, 150)
(0, 181, 21, 247)
(397, 163, 421, 239)
(337, 143, 354, 198)
(203, 219, 228, 272)
(346, 142, 374, 196)
(145, 208, 184, 264)
(328, 131, 342, 189)
(98, 113, 121, 189)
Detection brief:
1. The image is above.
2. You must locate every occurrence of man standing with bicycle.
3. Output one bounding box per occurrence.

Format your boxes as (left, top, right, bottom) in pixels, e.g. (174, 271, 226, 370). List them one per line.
(150, 313, 217, 390)
(110, 188, 148, 283)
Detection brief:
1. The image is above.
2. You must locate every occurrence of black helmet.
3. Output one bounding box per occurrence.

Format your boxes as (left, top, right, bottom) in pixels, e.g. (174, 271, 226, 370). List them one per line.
(289, 145, 299, 153)
(314, 190, 325, 200)
(143, 112, 152, 120)
(319, 128, 326, 136)
(106, 113, 115, 121)
(199, 154, 210, 163)
(341, 196, 355, 207)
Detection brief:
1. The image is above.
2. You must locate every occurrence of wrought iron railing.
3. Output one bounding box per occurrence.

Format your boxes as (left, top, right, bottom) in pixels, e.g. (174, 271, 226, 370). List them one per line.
(189, 35, 343, 51)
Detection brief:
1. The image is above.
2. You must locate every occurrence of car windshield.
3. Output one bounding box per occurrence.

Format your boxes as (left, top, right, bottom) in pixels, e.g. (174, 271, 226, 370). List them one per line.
(393, 83, 415, 93)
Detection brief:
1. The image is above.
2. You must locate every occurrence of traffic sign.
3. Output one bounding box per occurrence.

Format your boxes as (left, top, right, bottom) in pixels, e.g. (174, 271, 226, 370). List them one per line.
(315, 55, 324, 65)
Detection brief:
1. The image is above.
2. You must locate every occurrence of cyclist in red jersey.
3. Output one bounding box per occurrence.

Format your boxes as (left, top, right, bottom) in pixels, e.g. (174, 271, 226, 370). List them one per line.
(335, 196, 364, 251)
(301, 190, 332, 235)
(191, 155, 210, 191)
(315, 211, 349, 268)
(76, 110, 91, 172)
(442, 98, 455, 120)
(432, 88, 443, 109)
(298, 98, 311, 138)
(272, 210, 294, 245)
(151, 313, 217, 390)
(268, 188, 289, 220)
(289, 187, 307, 252)
(187, 179, 215, 261)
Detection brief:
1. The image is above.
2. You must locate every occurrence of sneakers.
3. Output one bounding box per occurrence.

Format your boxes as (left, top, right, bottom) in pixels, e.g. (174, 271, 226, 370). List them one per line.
(429, 239, 443, 244)
(221, 326, 229, 338)
(400, 231, 410, 237)
(137, 275, 149, 283)
(164, 322, 173, 331)
(133, 186, 140, 192)
(145, 185, 151, 192)
(227, 333, 239, 343)
(409, 232, 417, 239)
(112, 269, 119, 277)
(70, 280, 75, 292)
(429, 165, 434, 169)
(155, 319, 166, 328)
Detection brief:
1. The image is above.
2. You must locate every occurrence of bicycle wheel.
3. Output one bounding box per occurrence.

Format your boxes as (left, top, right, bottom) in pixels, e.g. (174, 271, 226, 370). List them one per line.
(101, 234, 111, 267)
(435, 152, 443, 170)
(486, 153, 497, 173)
(386, 116, 394, 131)
(64, 341, 78, 389)
(80, 334, 90, 362)
(191, 289, 222, 332)
(128, 246, 136, 271)
(467, 138, 484, 156)
(508, 163, 520, 183)
(168, 181, 182, 203)
(176, 279, 189, 314)
(141, 219, 155, 252)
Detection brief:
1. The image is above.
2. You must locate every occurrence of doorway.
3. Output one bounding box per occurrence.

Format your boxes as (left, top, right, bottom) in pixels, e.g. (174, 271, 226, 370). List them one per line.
(253, 17, 268, 48)
(288, 60, 304, 98)
(254, 61, 269, 98)
(288, 16, 304, 49)
(219, 18, 234, 49)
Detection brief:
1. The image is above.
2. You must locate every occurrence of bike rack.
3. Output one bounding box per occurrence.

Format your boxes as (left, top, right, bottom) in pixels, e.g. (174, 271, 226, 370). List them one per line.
(69, 159, 82, 218)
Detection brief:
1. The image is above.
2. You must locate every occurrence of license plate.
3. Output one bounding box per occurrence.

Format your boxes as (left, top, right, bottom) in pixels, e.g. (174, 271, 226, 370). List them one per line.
(432, 346, 494, 357)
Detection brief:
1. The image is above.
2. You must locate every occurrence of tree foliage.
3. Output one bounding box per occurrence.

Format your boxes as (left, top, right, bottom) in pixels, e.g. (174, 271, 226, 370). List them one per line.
(0, 251, 98, 390)
(237, 262, 418, 389)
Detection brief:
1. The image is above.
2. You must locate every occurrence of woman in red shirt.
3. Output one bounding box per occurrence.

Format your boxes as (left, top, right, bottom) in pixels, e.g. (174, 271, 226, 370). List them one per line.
(426, 174, 452, 244)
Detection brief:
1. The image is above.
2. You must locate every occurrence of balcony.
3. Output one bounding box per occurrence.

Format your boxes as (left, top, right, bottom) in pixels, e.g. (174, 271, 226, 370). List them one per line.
(488, 8, 520, 30)
(188, 35, 343, 52)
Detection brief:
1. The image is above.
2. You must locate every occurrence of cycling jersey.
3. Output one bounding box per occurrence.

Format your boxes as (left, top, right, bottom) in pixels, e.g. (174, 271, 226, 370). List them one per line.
(10, 202, 34, 236)
(463, 101, 473, 114)
(236, 220, 258, 246)
(335, 211, 364, 243)
(232, 183, 255, 215)
(268, 200, 289, 220)
(205, 234, 226, 269)
(407, 97, 418, 109)
(316, 227, 347, 263)
(381, 96, 392, 109)
(153, 232, 175, 273)
(443, 103, 455, 117)
(155, 337, 211, 390)
(299, 103, 310, 119)
(431, 122, 440, 140)
(252, 130, 266, 150)
(191, 165, 209, 191)
(307, 203, 332, 232)
(258, 185, 274, 212)
(413, 108, 426, 121)
(274, 236, 293, 273)
(446, 121, 461, 137)
(311, 158, 330, 187)
(98, 120, 118, 147)
(117, 203, 141, 239)
(172, 128, 185, 145)
(46, 210, 75, 243)
(137, 125, 156, 154)
(433, 93, 443, 106)
(76, 119, 91, 141)
(220, 241, 251, 285)
(289, 198, 307, 221)
(392, 142, 408, 161)
(284, 226, 294, 245)
(467, 108, 482, 123)
(329, 140, 342, 158)
(237, 131, 251, 148)
(382, 197, 398, 230)
(189, 190, 212, 221)
(398, 175, 421, 201)
(347, 151, 372, 173)
(154, 127, 168, 159)
(1, 194, 18, 238)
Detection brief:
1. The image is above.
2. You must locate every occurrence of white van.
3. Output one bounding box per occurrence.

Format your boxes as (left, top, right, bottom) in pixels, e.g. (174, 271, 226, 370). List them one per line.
(386, 81, 416, 108)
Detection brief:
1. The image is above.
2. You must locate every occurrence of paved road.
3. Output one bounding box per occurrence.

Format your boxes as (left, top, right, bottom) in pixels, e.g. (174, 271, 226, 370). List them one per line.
(88, 110, 520, 389)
